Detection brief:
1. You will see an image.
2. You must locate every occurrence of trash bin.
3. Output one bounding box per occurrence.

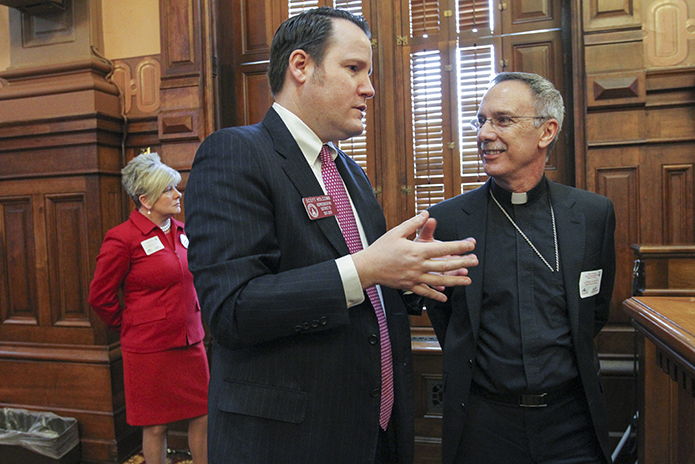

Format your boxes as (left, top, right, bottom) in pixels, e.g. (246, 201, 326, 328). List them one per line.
(0, 408, 80, 464)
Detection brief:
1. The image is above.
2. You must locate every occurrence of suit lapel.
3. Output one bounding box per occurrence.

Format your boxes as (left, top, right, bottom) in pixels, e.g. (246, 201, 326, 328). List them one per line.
(458, 181, 490, 337)
(262, 109, 350, 256)
(550, 181, 585, 337)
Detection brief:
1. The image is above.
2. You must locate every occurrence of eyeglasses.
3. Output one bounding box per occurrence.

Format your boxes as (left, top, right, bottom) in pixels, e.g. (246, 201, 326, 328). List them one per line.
(469, 116, 548, 132)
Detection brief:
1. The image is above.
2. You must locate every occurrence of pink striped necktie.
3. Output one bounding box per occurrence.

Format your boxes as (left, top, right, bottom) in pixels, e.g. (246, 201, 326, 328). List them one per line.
(319, 144, 394, 430)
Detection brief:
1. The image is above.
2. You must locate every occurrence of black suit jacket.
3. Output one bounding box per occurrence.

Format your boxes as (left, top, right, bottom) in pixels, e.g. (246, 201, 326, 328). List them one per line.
(185, 108, 415, 464)
(426, 179, 616, 464)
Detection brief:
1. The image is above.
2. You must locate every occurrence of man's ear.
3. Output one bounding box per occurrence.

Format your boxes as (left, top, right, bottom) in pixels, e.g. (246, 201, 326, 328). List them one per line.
(538, 119, 559, 150)
(287, 49, 311, 85)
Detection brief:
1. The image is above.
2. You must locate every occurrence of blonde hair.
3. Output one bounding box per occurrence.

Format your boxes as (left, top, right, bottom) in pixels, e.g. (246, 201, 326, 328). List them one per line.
(121, 153, 182, 208)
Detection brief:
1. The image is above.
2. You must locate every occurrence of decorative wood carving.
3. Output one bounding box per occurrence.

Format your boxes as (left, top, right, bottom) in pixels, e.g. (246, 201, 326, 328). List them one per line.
(644, 0, 695, 68)
(593, 76, 638, 99)
(112, 57, 162, 116)
(158, 109, 201, 141)
(587, 71, 646, 107)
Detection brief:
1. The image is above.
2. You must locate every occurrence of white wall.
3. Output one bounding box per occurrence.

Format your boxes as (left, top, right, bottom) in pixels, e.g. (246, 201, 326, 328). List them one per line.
(102, 0, 160, 59)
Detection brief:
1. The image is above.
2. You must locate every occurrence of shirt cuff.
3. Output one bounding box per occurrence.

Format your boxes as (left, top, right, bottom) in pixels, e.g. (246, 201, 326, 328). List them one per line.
(336, 255, 365, 308)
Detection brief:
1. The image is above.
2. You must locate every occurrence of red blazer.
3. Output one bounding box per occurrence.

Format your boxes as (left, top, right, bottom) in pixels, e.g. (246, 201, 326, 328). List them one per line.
(89, 210, 205, 353)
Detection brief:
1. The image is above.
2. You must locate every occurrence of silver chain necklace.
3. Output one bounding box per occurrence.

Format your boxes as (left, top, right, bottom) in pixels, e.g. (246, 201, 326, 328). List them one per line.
(490, 190, 559, 272)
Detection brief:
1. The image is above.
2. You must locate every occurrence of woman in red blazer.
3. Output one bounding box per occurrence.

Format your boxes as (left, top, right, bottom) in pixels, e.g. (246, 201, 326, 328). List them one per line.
(89, 153, 208, 464)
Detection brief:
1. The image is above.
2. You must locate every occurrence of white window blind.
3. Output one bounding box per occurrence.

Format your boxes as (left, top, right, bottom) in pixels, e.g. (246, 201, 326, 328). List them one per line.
(457, 44, 494, 191)
(288, 0, 319, 16)
(410, 49, 445, 213)
(406, 0, 495, 210)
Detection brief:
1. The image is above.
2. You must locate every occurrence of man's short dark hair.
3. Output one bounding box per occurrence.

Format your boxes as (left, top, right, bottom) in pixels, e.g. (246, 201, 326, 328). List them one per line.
(267, 7, 370, 97)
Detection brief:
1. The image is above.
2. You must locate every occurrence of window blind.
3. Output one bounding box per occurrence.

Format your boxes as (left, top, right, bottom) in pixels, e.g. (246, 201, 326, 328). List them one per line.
(410, 49, 445, 212)
(410, 0, 440, 38)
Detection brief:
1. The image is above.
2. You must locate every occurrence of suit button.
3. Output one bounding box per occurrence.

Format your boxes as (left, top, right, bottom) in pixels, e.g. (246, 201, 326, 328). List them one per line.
(294, 325, 303, 332)
(311, 320, 320, 328)
(371, 388, 381, 398)
(303, 322, 310, 330)
(368, 334, 379, 345)
(320, 316, 328, 325)
(469, 359, 474, 368)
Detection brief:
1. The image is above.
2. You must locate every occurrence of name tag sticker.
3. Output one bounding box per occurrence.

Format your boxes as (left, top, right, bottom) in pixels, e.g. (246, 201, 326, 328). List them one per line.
(180, 234, 189, 249)
(141, 236, 165, 255)
(302, 195, 336, 220)
(579, 269, 603, 299)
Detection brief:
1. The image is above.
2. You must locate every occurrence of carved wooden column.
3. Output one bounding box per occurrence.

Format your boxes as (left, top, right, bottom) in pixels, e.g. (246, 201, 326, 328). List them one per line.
(0, 1, 140, 463)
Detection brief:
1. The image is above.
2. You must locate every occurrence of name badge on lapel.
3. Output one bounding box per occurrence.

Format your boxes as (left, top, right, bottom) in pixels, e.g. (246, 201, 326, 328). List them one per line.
(302, 195, 337, 220)
(579, 269, 603, 298)
(141, 236, 165, 255)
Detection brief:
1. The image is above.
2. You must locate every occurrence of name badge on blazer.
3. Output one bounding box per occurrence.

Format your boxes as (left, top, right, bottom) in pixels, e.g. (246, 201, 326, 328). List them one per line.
(141, 236, 165, 255)
(302, 195, 337, 220)
(579, 269, 603, 298)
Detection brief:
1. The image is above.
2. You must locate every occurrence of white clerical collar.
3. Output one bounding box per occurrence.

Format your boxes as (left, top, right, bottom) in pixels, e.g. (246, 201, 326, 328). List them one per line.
(511, 192, 528, 205)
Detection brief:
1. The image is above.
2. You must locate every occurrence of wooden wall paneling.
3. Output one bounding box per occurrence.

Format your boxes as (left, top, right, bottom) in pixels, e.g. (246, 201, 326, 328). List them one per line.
(584, 38, 644, 74)
(640, 334, 674, 463)
(158, 0, 212, 175)
(0, 49, 140, 460)
(240, 61, 273, 125)
(0, 343, 139, 464)
(662, 164, 694, 244)
(592, 162, 641, 449)
(503, 30, 569, 185)
(595, 165, 640, 319)
(226, 0, 274, 127)
(570, 0, 588, 188)
(586, 109, 644, 143)
(45, 193, 92, 328)
(582, 0, 641, 32)
(411, 339, 443, 464)
(0, 197, 38, 326)
(503, 0, 557, 34)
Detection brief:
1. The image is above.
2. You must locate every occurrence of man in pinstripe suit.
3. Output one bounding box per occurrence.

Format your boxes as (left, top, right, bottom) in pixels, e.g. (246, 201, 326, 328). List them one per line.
(184, 7, 478, 464)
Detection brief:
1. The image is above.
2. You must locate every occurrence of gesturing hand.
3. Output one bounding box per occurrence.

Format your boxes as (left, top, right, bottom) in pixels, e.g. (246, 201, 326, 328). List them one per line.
(352, 211, 478, 302)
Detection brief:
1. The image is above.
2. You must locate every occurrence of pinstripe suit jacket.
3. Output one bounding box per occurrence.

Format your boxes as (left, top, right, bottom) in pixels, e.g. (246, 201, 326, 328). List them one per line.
(425, 179, 616, 464)
(184, 108, 415, 464)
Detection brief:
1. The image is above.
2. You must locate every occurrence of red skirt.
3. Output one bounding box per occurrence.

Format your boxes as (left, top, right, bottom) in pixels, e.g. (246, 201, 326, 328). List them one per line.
(122, 341, 209, 426)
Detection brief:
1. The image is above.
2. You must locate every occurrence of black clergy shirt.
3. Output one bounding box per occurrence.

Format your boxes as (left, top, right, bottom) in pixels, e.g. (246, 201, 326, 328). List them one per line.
(472, 177, 578, 394)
